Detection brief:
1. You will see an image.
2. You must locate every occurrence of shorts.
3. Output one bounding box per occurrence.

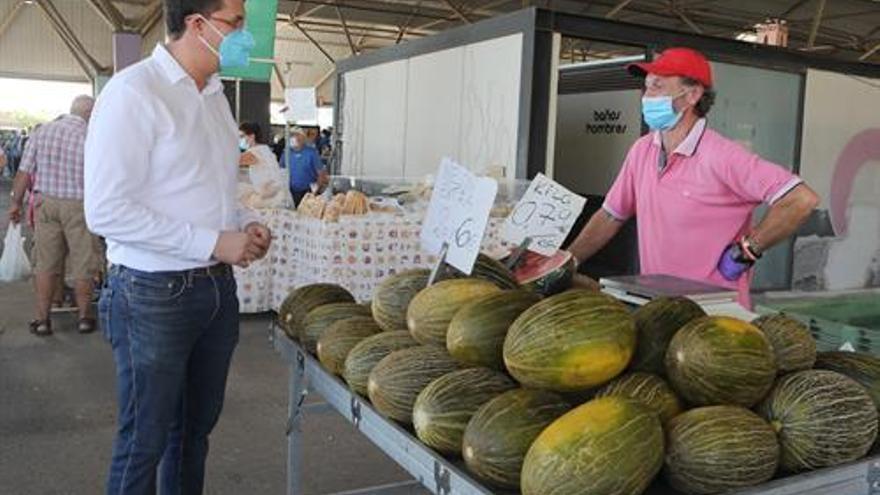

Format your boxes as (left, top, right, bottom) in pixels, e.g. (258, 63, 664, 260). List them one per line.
(34, 196, 103, 279)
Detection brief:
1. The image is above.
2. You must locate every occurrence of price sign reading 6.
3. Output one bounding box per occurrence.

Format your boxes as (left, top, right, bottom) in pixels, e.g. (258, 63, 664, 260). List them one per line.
(454, 218, 475, 248)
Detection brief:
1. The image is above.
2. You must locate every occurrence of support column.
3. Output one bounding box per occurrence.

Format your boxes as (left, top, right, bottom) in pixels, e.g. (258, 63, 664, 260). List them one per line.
(112, 31, 142, 73)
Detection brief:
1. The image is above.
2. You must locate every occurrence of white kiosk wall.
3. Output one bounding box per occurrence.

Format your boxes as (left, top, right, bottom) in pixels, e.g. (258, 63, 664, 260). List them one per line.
(340, 34, 523, 178)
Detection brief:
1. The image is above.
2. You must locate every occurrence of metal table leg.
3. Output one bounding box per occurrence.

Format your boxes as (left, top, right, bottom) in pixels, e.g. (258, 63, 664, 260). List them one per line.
(287, 350, 306, 495)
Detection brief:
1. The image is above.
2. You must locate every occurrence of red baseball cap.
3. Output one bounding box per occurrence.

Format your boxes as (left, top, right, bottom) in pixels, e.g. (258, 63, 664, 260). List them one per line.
(628, 47, 713, 88)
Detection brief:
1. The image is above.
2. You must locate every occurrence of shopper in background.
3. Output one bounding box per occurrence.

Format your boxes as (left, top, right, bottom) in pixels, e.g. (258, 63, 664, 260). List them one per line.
(84, 0, 270, 493)
(238, 121, 290, 208)
(284, 126, 326, 207)
(0, 143, 6, 175)
(566, 48, 819, 308)
(6, 95, 101, 336)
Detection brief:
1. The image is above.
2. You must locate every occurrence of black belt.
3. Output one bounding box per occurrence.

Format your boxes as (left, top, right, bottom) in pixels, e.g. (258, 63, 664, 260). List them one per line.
(113, 263, 232, 278)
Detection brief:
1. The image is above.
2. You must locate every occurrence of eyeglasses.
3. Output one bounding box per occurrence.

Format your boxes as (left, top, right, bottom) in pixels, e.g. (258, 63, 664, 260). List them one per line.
(208, 15, 244, 30)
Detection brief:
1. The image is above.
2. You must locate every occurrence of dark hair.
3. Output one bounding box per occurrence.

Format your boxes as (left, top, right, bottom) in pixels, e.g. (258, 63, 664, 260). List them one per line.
(164, 0, 224, 40)
(681, 77, 716, 118)
(239, 122, 264, 144)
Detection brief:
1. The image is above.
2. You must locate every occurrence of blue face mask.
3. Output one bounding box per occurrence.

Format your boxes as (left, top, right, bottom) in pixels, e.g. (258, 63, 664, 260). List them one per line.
(641, 91, 687, 131)
(199, 15, 255, 70)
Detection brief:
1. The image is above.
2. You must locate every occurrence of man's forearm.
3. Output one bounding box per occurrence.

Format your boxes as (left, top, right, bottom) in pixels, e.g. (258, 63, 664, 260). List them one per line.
(750, 184, 820, 254)
(10, 171, 29, 207)
(567, 209, 624, 264)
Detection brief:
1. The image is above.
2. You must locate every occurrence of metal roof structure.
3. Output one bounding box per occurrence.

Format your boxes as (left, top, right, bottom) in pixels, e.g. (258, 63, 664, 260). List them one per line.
(0, 0, 877, 102)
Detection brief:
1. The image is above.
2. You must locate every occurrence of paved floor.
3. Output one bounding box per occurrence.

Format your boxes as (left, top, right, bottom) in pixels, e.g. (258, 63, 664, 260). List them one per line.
(0, 178, 425, 494)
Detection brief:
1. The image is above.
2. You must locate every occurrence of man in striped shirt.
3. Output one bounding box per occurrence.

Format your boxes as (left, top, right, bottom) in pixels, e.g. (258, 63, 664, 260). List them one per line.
(7, 95, 102, 336)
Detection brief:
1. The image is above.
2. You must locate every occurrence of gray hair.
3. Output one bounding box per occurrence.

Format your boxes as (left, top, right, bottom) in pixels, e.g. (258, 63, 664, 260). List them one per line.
(70, 95, 95, 119)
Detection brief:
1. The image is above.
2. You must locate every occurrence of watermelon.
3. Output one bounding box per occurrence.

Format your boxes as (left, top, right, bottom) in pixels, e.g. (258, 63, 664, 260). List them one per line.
(462, 389, 570, 489)
(665, 406, 779, 495)
(509, 249, 576, 297)
(413, 368, 516, 455)
(300, 302, 371, 354)
(407, 279, 501, 346)
(594, 372, 682, 424)
(630, 297, 706, 376)
(446, 290, 541, 370)
(371, 269, 430, 332)
(438, 253, 519, 290)
(758, 369, 878, 472)
(752, 313, 817, 373)
(278, 284, 355, 340)
(367, 345, 460, 424)
(521, 396, 664, 495)
(343, 331, 419, 396)
(317, 317, 382, 376)
(503, 290, 636, 392)
(665, 316, 777, 407)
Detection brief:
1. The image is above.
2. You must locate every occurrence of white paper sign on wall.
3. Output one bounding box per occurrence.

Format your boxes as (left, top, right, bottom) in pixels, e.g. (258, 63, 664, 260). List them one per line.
(284, 87, 318, 123)
(421, 158, 498, 275)
(502, 173, 586, 256)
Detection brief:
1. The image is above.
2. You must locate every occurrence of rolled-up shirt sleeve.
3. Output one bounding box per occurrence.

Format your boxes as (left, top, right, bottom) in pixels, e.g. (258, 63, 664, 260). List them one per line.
(84, 83, 219, 262)
(717, 141, 803, 205)
(602, 147, 638, 221)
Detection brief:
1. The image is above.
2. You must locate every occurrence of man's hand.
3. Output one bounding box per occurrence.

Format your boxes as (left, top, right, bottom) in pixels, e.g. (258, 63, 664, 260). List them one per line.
(7, 203, 21, 225)
(212, 231, 254, 267)
(245, 222, 272, 261)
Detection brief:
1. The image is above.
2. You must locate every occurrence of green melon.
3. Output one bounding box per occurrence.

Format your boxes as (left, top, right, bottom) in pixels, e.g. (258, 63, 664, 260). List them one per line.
(758, 369, 878, 472)
(438, 253, 519, 290)
(371, 269, 430, 332)
(665, 316, 777, 407)
(278, 284, 355, 340)
(300, 302, 371, 354)
(629, 297, 706, 376)
(594, 372, 682, 424)
(407, 279, 502, 346)
(367, 345, 460, 424)
(413, 368, 516, 455)
(503, 290, 636, 392)
(317, 317, 382, 376)
(510, 249, 576, 297)
(521, 396, 664, 495)
(462, 389, 570, 489)
(343, 331, 419, 396)
(752, 313, 817, 373)
(665, 406, 779, 495)
(815, 351, 880, 410)
(446, 290, 541, 370)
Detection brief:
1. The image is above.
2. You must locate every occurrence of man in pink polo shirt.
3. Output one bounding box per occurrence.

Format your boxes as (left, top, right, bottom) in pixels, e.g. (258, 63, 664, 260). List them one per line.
(567, 47, 819, 307)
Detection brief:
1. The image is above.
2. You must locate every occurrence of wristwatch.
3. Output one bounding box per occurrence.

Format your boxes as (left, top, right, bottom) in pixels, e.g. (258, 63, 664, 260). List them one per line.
(739, 236, 763, 262)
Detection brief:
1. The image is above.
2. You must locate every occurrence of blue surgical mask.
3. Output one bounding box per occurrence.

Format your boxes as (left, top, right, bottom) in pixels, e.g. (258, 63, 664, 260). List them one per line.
(641, 91, 687, 131)
(199, 15, 255, 70)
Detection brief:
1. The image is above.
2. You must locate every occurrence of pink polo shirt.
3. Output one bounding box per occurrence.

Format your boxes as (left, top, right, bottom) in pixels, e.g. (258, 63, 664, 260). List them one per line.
(603, 119, 802, 305)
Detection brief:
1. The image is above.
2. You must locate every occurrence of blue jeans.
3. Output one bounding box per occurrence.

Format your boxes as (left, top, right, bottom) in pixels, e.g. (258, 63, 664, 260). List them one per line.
(100, 264, 239, 495)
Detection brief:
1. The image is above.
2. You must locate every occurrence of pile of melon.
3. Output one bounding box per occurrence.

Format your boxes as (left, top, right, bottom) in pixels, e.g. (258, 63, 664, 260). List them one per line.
(278, 257, 880, 495)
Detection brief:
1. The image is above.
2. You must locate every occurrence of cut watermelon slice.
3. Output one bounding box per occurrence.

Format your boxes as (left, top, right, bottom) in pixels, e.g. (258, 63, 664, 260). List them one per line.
(508, 249, 576, 297)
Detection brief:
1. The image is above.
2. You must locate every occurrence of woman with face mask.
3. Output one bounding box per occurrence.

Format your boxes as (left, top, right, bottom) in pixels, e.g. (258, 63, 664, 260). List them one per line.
(238, 122, 291, 208)
(564, 47, 820, 309)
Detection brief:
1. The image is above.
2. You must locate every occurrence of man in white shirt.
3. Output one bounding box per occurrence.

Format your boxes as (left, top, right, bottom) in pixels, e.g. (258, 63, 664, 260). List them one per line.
(84, 1, 269, 493)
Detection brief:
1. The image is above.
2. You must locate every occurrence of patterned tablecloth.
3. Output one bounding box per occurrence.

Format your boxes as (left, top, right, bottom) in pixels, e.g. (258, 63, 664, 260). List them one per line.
(234, 209, 513, 313)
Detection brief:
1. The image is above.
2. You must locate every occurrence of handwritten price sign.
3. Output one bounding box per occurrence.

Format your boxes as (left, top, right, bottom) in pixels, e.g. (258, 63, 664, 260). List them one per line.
(421, 158, 498, 275)
(502, 173, 586, 256)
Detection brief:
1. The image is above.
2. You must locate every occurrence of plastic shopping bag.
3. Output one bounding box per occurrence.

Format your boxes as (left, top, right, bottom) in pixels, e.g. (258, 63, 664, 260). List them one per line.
(0, 223, 31, 282)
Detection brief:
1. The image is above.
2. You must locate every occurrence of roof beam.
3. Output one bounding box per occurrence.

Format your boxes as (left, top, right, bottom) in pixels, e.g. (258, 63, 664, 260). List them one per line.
(412, 0, 514, 31)
(137, 0, 163, 36)
(860, 40, 880, 61)
(396, 0, 423, 43)
(605, 0, 635, 19)
(0, 1, 26, 41)
(807, 0, 827, 48)
(441, 0, 472, 24)
(35, 0, 106, 78)
(334, 0, 358, 55)
(289, 18, 336, 63)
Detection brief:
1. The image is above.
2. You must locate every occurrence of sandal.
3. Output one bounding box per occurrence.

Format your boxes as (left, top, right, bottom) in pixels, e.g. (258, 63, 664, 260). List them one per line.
(77, 317, 97, 334)
(29, 319, 53, 337)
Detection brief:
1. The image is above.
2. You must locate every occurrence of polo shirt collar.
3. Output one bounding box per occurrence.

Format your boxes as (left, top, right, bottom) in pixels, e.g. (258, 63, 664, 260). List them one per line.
(152, 44, 224, 95)
(651, 118, 707, 157)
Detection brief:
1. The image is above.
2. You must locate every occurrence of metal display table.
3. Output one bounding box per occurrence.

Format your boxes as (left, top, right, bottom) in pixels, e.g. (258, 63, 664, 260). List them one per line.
(271, 322, 880, 495)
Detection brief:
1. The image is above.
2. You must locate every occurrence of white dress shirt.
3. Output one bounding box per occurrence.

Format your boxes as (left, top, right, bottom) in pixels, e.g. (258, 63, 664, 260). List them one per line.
(85, 44, 259, 272)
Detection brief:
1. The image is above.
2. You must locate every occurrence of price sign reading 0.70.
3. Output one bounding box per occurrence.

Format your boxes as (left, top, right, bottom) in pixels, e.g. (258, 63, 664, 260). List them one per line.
(502, 173, 587, 256)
